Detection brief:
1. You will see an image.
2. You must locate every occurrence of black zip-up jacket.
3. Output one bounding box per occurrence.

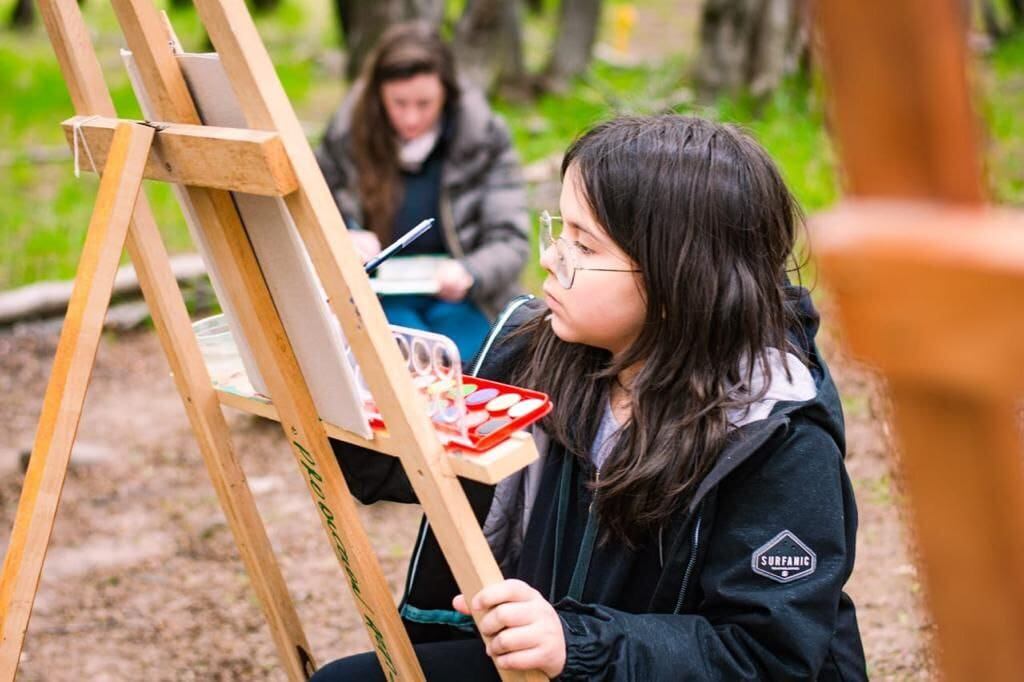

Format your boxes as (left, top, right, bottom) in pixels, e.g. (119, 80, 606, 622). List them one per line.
(330, 293, 868, 681)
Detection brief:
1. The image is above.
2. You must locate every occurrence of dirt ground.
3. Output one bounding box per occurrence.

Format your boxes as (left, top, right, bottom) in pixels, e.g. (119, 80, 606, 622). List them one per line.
(0, 293, 934, 681)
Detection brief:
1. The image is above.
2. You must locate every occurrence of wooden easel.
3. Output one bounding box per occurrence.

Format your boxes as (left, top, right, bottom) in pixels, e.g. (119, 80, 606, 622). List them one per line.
(813, 0, 1024, 679)
(0, 1, 545, 680)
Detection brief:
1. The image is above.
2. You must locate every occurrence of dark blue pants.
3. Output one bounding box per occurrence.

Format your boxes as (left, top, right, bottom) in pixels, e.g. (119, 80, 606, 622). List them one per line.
(310, 637, 500, 681)
(380, 295, 491, 363)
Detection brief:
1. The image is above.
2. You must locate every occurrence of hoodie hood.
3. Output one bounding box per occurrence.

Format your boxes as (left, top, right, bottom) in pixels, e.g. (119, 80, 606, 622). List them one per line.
(726, 348, 817, 429)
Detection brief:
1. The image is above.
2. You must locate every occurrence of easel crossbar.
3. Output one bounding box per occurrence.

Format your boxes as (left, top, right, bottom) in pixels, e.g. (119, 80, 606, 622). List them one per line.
(63, 115, 298, 196)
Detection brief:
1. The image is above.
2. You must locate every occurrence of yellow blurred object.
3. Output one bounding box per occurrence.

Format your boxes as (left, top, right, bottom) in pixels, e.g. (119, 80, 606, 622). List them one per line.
(612, 4, 637, 56)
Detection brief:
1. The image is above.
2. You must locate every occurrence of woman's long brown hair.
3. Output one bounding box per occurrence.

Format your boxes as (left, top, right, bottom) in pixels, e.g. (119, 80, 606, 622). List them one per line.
(351, 22, 460, 241)
(513, 115, 804, 548)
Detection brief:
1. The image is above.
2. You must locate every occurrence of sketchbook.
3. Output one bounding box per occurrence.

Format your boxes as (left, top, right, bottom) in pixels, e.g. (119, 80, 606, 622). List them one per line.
(370, 255, 444, 296)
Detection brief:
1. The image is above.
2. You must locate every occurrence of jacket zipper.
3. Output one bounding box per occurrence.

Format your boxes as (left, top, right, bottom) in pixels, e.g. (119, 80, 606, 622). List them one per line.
(401, 521, 431, 608)
(439, 187, 465, 260)
(673, 505, 704, 614)
(468, 294, 534, 375)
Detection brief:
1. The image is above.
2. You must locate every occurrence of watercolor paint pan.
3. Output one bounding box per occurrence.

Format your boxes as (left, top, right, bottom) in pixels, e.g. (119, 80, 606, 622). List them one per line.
(457, 376, 552, 453)
(362, 371, 552, 453)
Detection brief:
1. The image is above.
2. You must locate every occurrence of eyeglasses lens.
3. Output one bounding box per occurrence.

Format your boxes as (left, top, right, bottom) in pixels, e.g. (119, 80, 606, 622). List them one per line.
(540, 212, 574, 289)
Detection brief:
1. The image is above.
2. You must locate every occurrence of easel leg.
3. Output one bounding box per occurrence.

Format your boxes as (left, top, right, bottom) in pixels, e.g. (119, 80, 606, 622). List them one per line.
(125, 189, 317, 681)
(36, 0, 316, 677)
(0, 123, 155, 677)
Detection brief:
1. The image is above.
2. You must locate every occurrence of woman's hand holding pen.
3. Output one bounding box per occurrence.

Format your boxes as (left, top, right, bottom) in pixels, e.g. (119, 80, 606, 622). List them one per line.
(353, 219, 471, 298)
(350, 231, 382, 262)
(453, 579, 566, 679)
(435, 259, 474, 302)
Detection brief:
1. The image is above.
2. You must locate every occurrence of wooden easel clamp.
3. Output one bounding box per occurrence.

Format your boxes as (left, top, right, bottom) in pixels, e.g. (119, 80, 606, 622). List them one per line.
(0, 1, 547, 681)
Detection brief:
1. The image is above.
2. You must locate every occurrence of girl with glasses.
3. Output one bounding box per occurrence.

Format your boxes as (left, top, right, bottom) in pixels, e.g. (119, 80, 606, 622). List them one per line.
(317, 115, 867, 681)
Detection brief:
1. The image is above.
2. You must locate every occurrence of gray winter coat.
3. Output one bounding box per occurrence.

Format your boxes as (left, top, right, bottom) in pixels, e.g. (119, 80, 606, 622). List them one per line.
(315, 81, 530, 318)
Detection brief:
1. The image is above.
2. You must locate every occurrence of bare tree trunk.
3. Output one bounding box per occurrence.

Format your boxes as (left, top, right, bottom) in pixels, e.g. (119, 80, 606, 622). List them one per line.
(1012, 0, 1024, 25)
(499, 4, 531, 99)
(541, 0, 603, 93)
(453, 0, 529, 96)
(7, 0, 34, 29)
(979, 0, 1024, 40)
(693, 0, 808, 102)
(337, 2, 406, 81)
(250, 0, 282, 16)
(334, 0, 443, 81)
(982, 0, 1005, 39)
(410, 0, 444, 25)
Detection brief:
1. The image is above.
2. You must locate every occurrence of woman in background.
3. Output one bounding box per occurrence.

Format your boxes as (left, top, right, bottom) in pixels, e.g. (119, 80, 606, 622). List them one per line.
(316, 21, 529, 361)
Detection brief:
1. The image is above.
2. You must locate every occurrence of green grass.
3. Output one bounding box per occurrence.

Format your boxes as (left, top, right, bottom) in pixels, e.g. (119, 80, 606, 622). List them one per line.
(493, 57, 690, 162)
(3, 0, 1024, 291)
(0, 0, 342, 290)
(982, 31, 1024, 204)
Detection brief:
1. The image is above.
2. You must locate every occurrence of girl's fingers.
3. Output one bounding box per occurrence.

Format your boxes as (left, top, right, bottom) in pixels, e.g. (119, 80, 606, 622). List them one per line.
(477, 601, 534, 637)
(486, 624, 540, 657)
(494, 646, 547, 672)
(471, 579, 536, 612)
(451, 594, 469, 615)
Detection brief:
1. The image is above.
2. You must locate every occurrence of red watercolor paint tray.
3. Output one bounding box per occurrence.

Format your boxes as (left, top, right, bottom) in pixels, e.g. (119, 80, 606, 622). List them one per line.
(447, 376, 552, 453)
(366, 376, 551, 454)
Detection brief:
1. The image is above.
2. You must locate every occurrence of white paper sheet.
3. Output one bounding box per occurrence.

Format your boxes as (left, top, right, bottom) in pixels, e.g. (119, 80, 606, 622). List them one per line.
(371, 255, 443, 296)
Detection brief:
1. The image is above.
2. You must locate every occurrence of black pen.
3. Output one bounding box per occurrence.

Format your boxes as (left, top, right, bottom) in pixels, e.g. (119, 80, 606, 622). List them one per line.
(363, 218, 436, 274)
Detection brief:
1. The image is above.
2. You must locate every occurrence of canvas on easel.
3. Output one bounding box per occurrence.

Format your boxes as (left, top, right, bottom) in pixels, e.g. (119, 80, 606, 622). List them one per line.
(124, 47, 372, 439)
(0, 1, 547, 680)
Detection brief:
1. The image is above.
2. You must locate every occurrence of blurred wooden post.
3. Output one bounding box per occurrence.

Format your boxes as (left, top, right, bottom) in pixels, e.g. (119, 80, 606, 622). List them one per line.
(813, 1, 1024, 679)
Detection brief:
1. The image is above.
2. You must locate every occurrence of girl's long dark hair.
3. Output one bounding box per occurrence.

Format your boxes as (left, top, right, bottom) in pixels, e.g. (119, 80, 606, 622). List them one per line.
(351, 22, 460, 241)
(514, 115, 803, 548)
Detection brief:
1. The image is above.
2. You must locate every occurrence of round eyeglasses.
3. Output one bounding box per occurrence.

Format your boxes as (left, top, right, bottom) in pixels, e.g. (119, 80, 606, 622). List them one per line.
(538, 211, 640, 289)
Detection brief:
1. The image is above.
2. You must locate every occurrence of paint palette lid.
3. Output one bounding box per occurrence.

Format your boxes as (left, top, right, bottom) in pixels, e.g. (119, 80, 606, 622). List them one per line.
(358, 326, 551, 454)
